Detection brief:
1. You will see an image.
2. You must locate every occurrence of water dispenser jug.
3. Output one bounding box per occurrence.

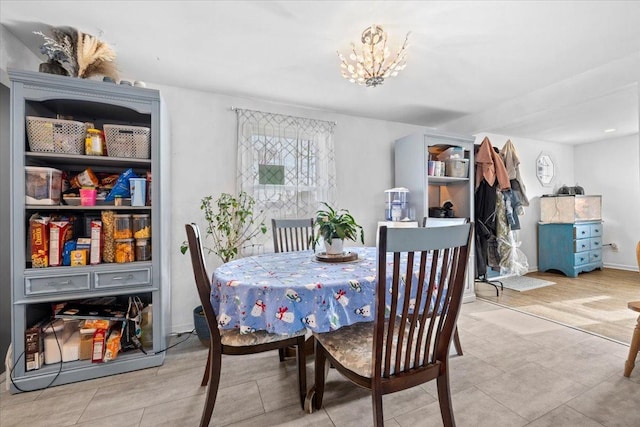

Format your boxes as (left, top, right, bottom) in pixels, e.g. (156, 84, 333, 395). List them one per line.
(384, 188, 410, 221)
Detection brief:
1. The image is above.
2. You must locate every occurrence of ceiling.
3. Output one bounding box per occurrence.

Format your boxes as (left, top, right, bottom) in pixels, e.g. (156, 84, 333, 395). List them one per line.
(1, 1, 639, 144)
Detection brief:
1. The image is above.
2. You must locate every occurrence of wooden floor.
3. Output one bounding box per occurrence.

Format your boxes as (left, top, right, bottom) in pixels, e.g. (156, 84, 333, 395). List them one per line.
(476, 268, 640, 344)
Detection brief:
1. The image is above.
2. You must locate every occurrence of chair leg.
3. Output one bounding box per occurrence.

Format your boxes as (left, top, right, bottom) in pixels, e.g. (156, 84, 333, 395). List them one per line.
(200, 345, 221, 427)
(296, 336, 307, 409)
(436, 368, 456, 427)
(372, 390, 384, 427)
(453, 327, 463, 356)
(278, 347, 285, 362)
(313, 343, 327, 410)
(201, 346, 211, 386)
(624, 314, 640, 377)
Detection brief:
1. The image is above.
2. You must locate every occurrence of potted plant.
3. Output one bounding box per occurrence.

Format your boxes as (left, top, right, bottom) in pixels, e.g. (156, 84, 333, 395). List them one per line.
(181, 191, 267, 344)
(311, 202, 364, 254)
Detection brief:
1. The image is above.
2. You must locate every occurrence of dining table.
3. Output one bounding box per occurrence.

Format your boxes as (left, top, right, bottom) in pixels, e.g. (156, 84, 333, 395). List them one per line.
(211, 246, 445, 336)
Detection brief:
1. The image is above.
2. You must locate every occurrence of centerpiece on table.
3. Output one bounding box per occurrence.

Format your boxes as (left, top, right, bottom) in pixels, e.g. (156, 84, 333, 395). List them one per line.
(311, 202, 364, 261)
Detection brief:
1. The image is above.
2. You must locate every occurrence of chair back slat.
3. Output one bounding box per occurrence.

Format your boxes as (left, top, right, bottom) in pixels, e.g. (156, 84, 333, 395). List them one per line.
(272, 218, 314, 253)
(375, 223, 472, 378)
(185, 223, 221, 345)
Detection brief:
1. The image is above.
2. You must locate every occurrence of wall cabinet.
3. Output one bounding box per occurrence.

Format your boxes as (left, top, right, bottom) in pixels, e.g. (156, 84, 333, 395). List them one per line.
(4, 70, 170, 393)
(394, 130, 476, 302)
(538, 221, 603, 277)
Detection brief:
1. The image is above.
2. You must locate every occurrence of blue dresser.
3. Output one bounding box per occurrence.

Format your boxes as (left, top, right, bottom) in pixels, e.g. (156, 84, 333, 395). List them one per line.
(538, 221, 603, 277)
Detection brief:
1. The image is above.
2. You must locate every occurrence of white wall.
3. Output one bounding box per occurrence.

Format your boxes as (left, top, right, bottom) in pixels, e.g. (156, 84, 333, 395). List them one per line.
(0, 25, 40, 85)
(471, 133, 576, 271)
(150, 82, 423, 332)
(574, 133, 640, 270)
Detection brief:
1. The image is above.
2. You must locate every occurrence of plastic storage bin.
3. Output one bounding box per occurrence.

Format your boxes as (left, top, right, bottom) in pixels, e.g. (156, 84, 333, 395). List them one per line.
(114, 214, 133, 239)
(132, 214, 151, 238)
(135, 238, 151, 261)
(26, 116, 85, 154)
(25, 166, 62, 205)
(115, 238, 135, 263)
(444, 159, 469, 178)
(103, 124, 150, 159)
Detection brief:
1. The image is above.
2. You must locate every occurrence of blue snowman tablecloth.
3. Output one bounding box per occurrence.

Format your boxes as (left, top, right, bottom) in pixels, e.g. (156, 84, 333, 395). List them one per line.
(211, 247, 443, 335)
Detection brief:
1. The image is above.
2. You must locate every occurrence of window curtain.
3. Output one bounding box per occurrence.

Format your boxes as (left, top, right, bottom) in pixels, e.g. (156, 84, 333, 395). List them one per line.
(236, 108, 336, 250)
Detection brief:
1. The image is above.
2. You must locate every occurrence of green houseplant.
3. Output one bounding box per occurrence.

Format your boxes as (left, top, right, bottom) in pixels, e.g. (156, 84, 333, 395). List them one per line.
(311, 202, 364, 254)
(181, 191, 267, 263)
(182, 192, 266, 345)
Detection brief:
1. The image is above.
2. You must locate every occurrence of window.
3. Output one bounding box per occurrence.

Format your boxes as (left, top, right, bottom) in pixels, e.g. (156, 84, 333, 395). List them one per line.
(236, 108, 336, 249)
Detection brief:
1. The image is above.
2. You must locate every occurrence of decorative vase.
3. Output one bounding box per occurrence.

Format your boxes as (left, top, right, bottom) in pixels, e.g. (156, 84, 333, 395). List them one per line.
(324, 238, 344, 255)
(193, 305, 210, 347)
(39, 61, 69, 76)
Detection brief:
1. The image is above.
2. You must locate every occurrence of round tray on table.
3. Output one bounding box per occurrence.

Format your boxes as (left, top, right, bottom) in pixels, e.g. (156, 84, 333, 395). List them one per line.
(314, 251, 358, 263)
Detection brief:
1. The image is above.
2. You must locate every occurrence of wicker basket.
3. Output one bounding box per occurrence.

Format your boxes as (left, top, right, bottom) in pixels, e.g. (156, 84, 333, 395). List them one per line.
(103, 124, 151, 159)
(26, 116, 85, 154)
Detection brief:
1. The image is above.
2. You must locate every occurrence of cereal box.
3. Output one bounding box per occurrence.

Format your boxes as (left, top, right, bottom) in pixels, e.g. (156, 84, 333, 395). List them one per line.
(29, 214, 50, 268)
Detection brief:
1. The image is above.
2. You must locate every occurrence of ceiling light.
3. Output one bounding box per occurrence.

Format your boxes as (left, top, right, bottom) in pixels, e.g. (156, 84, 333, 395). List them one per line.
(337, 25, 410, 88)
(604, 128, 617, 133)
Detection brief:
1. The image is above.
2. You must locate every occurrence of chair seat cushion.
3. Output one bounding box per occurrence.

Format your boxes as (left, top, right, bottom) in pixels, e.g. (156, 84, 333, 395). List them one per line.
(221, 327, 306, 347)
(314, 319, 435, 378)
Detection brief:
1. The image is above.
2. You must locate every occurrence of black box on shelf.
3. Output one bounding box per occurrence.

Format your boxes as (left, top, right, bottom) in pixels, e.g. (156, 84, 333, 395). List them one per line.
(25, 320, 45, 371)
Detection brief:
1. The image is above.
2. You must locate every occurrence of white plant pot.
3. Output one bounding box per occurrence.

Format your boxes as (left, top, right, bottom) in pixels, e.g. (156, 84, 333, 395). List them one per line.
(324, 238, 344, 255)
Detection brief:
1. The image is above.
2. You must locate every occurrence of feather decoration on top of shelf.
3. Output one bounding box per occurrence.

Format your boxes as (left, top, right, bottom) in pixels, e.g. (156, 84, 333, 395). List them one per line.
(34, 26, 118, 81)
(77, 31, 118, 80)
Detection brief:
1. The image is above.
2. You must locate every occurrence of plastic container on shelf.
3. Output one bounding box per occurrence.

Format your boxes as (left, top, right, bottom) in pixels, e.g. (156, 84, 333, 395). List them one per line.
(25, 166, 63, 205)
(115, 238, 135, 263)
(113, 214, 133, 239)
(135, 238, 151, 261)
(132, 214, 151, 238)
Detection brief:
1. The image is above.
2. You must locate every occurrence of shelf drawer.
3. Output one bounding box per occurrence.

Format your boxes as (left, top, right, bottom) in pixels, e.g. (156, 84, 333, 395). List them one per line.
(574, 224, 591, 239)
(589, 237, 602, 250)
(94, 267, 151, 289)
(25, 272, 90, 295)
(573, 238, 590, 253)
(573, 252, 590, 266)
(590, 223, 602, 237)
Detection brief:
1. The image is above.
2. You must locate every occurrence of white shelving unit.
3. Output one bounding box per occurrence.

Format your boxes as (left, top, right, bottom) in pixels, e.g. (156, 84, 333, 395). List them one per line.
(4, 69, 170, 393)
(394, 129, 476, 302)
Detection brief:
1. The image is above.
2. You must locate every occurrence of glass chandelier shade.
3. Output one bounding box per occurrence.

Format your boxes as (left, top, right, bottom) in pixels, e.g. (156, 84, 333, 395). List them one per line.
(337, 25, 410, 87)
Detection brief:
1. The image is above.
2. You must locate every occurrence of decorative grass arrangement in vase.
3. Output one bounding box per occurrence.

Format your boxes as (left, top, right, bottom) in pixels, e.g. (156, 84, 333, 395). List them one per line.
(34, 26, 118, 80)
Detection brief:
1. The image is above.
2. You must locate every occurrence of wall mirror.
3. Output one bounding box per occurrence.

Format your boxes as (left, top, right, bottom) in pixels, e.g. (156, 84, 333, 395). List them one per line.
(536, 152, 556, 186)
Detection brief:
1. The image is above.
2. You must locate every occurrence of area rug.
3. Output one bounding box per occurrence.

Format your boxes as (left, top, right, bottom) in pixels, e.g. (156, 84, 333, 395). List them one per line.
(499, 275, 556, 292)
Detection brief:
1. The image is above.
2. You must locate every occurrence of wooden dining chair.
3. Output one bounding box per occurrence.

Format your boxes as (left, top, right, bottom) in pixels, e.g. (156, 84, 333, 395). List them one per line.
(623, 240, 640, 377)
(271, 218, 315, 360)
(185, 223, 307, 426)
(272, 218, 314, 253)
(422, 216, 467, 356)
(311, 223, 473, 426)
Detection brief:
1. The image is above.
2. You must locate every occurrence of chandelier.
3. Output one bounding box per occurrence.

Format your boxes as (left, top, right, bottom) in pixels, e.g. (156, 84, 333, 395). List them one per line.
(337, 25, 410, 87)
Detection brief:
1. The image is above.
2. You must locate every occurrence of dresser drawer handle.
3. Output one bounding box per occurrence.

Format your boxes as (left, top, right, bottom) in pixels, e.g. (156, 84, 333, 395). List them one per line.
(593, 242, 600, 247)
(592, 254, 599, 259)
(579, 257, 585, 262)
(48, 279, 71, 286)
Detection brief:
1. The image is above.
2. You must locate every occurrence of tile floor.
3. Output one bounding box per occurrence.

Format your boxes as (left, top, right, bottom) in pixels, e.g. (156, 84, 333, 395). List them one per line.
(1, 299, 639, 426)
